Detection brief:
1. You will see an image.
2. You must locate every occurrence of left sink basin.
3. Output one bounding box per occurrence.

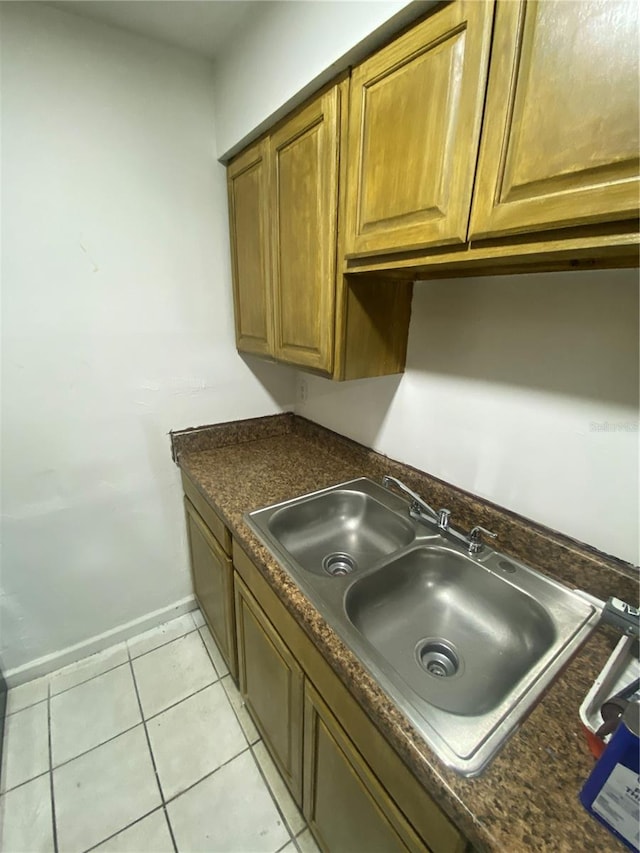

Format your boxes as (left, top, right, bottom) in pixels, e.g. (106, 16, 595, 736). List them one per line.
(258, 479, 415, 576)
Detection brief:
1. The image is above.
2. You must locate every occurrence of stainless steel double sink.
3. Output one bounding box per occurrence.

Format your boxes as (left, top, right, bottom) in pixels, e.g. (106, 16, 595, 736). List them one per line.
(246, 478, 600, 776)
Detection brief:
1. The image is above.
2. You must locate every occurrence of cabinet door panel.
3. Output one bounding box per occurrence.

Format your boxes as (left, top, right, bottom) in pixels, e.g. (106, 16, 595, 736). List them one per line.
(303, 682, 422, 853)
(469, 0, 640, 239)
(235, 575, 303, 803)
(345, 1, 494, 257)
(271, 88, 339, 374)
(184, 499, 237, 679)
(227, 139, 273, 356)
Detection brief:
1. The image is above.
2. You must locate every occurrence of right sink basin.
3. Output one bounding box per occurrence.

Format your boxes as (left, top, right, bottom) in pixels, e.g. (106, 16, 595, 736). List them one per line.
(345, 545, 556, 717)
(247, 477, 602, 776)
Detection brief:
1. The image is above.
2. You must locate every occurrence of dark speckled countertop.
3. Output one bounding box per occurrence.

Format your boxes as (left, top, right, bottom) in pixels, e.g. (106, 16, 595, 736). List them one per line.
(172, 414, 637, 853)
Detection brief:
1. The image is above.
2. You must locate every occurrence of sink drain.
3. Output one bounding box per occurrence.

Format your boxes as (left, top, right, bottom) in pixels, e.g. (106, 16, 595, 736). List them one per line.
(416, 639, 460, 678)
(322, 553, 356, 577)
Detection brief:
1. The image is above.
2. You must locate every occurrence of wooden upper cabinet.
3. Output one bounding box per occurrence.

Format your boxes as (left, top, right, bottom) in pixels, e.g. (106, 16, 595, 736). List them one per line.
(271, 88, 340, 374)
(227, 139, 273, 357)
(345, 1, 494, 258)
(469, 0, 640, 240)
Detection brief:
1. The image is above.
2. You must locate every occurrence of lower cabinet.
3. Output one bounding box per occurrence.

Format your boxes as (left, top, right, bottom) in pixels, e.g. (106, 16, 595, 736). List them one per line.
(184, 497, 237, 679)
(303, 681, 424, 853)
(184, 495, 468, 853)
(235, 575, 304, 804)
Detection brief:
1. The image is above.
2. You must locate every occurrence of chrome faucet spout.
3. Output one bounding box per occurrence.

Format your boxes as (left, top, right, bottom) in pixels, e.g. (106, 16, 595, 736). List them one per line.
(381, 476, 439, 524)
(381, 475, 498, 555)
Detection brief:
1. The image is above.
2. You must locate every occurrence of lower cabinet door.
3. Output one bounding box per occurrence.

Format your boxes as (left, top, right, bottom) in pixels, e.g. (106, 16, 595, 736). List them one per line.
(234, 574, 304, 804)
(303, 682, 425, 853)
(184, 498, 237, 679)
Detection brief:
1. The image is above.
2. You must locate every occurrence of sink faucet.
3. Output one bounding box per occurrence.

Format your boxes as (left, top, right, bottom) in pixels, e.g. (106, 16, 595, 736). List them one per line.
(381, 476, 439, 524)
(381, 475, 497, 554)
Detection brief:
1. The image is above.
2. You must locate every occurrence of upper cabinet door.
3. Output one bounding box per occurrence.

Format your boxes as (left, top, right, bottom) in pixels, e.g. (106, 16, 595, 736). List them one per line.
(469, 0, 640, 240)
(271, 87, 340, 374)
(227, 139, 274, 357)
(345, 1, 494, 258)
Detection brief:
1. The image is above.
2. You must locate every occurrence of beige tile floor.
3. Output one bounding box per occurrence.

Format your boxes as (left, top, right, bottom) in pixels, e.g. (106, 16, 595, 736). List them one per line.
(0, 611, 320, 853)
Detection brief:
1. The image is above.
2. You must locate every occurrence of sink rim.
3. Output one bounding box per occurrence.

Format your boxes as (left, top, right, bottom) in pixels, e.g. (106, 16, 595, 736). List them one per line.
(246, 477, 601, 776)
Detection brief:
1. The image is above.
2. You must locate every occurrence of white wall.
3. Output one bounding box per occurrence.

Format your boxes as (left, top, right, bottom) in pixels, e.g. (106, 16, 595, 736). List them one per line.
(298, 270, 640, 565)
(212, 0, 429, 158)
(0, 3, 296, 675)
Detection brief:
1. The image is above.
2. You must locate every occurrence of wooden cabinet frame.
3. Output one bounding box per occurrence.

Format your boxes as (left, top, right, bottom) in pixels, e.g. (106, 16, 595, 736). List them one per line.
(227, 78, 414, 380)
(304, 681, 425, 852)
(345, 0, 495, 257)
(227, 139, 274, 357)
(469, 0, 640, 240)
(270, 86, 340, 374)
(235, 574, 304, 803)
(184, 497, 237, 679)
(232, 541, 467, 853)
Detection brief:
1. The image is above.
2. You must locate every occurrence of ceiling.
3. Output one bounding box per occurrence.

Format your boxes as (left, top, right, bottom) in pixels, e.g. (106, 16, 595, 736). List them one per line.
(47, 1, 263, 60)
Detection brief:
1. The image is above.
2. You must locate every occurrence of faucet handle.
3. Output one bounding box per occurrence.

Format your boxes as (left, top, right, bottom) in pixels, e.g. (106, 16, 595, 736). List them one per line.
(468, 525, 497, 553)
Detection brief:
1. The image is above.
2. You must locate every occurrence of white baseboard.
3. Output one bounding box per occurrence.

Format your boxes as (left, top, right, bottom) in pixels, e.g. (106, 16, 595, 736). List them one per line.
(4, 595, 198, 688)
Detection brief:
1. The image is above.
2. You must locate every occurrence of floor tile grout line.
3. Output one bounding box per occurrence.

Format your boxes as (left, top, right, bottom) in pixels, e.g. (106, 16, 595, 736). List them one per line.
(128, 624, 199, 663)
(197, 627, 228, 678)
(45, 676, 222, 777)
(47, 624, 200, 700)
(49, 721, 145, 774)
(47, 684, 59, 853)
(126, 649, 179, 853)
(50, 660, 130, 700)
(5, 695, 49, 718)
(81, 804, 163, 853)
(249, 742, 302, 843)
(161, 744, 253, 808)
(143, 677, 220, 723)
(219, 675, 260, 745)
(9, 616, 202, 709)
(0, 769, 51, 798)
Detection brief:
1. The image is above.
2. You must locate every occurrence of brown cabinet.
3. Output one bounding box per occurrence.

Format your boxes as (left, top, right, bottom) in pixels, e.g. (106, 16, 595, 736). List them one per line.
(182, 487, 468, 851)
(227, 139, 273, 357)
(232, 540, 467, 853)
(469, 0, 640, 240)
(345, 0, 494, 258)
(303, 681, 423, 853)
(270, 87, 339, 373)
(234, 574, 304, 804)
(227, 80, 413, 380)
(184, 497, 237, 679)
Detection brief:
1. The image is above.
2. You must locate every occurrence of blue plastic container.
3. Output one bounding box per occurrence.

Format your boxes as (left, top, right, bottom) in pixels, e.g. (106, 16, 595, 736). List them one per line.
(580, 700, 640, 852)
